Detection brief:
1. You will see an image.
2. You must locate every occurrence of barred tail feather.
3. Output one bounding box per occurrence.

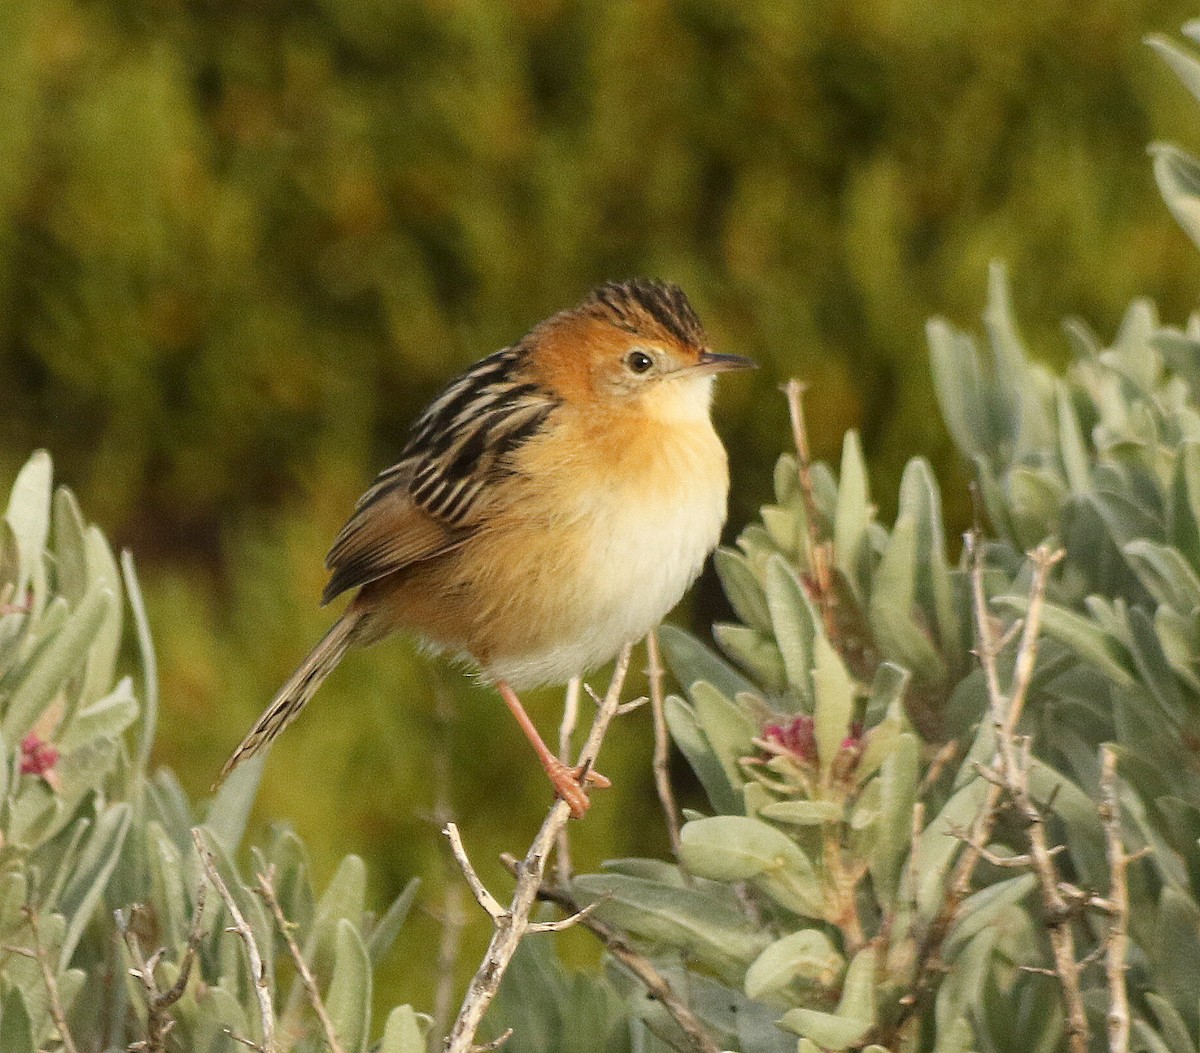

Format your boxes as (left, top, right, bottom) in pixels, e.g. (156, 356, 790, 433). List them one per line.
(218, 613, 361, 784)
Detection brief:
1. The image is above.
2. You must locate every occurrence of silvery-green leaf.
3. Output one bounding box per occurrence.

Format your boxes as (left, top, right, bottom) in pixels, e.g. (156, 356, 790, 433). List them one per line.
(713, 623, 787, 693)
(946, 873, 1036, 955)
(834, 431, 870, 598)
(761, 505, 800, 556)
(744, 930, 843, 1001)
(914, 778, 989, 923)
(996, 595, 1136, 686)
(936, 928, 997, 1052)
(51, 487, 87, 604)
(872, 731, 919, 905)
(5, 450, 52, 613)
(835, 945, 877, 1020)
(146, 820, 189, 950)
(681, 816, 824, 918)
(57, 676, 137, 751)
(573, 873, 770, 979)
(327, 918, 371, 1053)
(691, 681, 756, 792)
(758, 800, 844, 826)
(120, 550, 158, 776)
(778, 1009, 871, 1051)
(780, 946, 876, 1051)
(862, 661, 909, 729)
(0, 871, 27, 937)
(205, 750, 267, 857)
(928, 318, 988, 461)
(78, 525, 122, 707)
(1149, 34, 1200, 105)
(714, 548, 773, 634)
(897, 457, 960, 653)
(680, 815, 808, 882)
(1127, 607, 1190, 727)
(1009, 468, 1067, 549)
(379, 1005, 428, 1053)
(657, 623, 756, 700)
(58, 802, 131, 968)
(367, 876, 420, 967)
(869, 517, 946, 683)
(1144, 992, 1195, 1053)
(775, 453, 800, 505)
(764, 555, 817, 702)
(2, 581, 113, 742)
(0, 983, 35, 1053)
(1056, 384, 1091, 493)
(1123, 539, 1200, 613)
(849, 778, 881, 831)
(1027, 760, 1108, 889)
(813, 636, 854, 778)
(665, 695, 739, 815)
(1154, 606, 1200, 692)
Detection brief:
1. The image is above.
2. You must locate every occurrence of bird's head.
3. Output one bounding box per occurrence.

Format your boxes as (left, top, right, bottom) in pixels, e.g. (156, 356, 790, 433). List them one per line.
(530, 279, 754, 420)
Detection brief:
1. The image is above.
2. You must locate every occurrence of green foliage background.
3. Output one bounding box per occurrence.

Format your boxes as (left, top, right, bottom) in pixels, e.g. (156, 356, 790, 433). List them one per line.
(3, 0, 1200, 1016)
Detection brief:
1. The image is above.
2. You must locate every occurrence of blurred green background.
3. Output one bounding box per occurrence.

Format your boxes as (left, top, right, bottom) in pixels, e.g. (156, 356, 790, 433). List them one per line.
(4, 0, 1200, 1017)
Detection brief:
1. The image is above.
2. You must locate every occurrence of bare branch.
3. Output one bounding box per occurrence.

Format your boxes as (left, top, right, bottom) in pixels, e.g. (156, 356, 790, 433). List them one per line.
(192, 828, 275, 1053)
(509, 863, 720, 1053)
(647, 627, 684, 863)
(526, 900, 599, 933)
(443, 645, 634, 1053)
(471, 1027, 513, 1051)
(120, 882, 208, 1053)
(256, 866, 345, 1053)
(556, 677, 581, 884)
(444, 823, 508, 921)
(1100, 746, 1131, 1053)
(783, 379, 837, 640)
(24, 904, 80, 1053)
(891, 540, 1076, 1049)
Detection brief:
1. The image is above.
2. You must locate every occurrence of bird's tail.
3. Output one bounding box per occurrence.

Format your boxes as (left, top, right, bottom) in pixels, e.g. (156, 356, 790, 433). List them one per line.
(217, 611, 362, 784)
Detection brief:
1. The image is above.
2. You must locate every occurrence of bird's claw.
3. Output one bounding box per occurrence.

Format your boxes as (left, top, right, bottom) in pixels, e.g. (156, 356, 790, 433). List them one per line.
(546, 758, 610, 818)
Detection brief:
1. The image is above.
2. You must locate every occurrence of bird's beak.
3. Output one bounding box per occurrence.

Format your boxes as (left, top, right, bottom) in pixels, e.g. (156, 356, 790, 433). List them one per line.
(691, 351, 757, 375)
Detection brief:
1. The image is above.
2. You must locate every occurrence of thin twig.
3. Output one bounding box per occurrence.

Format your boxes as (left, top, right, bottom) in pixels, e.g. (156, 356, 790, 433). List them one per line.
(783, 379, 837, 640)
(512, 867, 721, 1053)
(192, 829, 275, 1053)
(646, 628, 684, 863)
(1100, 746, 1131, 1053)
(256, 866, 345, 1053)
(889, 539, 1070, 1047)
(24, 905, 80, 1053)
(121, 883, 208, 1052)
(556, 677, 582, 885)
(444, 824, 507, 921)
(967, 542, 1086, 1052)
(443, 646, 633, 1053)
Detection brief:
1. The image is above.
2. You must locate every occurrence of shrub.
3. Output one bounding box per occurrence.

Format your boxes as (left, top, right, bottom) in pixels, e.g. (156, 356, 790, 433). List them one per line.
(0, 452, 423, 1052)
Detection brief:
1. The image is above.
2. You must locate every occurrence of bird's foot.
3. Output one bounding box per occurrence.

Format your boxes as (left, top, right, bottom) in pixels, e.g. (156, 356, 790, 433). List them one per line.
(545, 757, 611, 819)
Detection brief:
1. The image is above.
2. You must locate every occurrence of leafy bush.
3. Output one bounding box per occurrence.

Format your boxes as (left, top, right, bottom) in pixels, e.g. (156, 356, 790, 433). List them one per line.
(0, 452, 423, 1052)
(484, 25, 1200, 1053)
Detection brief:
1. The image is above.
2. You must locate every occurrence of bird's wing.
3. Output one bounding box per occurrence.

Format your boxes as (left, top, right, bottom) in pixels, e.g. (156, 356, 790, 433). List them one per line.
(322, 346, 557, 604)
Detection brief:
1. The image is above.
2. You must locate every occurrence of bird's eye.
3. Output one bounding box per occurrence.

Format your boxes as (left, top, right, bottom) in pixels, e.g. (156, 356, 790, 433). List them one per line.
(625, 350, 654, 374)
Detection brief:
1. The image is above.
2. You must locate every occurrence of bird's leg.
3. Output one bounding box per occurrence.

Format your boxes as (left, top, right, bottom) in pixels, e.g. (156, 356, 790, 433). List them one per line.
(496, 680, 610, 818)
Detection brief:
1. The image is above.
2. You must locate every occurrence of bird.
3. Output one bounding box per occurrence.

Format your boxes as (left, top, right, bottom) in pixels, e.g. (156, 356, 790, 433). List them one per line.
(220, 278, 753, 816)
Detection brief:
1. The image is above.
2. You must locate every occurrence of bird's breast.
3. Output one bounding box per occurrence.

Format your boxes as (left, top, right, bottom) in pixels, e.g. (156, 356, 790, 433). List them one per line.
(468, 410, 730, 687)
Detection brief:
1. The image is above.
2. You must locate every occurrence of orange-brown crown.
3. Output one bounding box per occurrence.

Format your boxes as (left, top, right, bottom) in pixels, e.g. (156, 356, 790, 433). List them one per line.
(575, 279, 708, 352)
(525, 279, 711, 404)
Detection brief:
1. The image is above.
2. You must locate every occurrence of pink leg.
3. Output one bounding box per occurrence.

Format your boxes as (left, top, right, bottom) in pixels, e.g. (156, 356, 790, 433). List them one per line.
(496, 680, 610, 818)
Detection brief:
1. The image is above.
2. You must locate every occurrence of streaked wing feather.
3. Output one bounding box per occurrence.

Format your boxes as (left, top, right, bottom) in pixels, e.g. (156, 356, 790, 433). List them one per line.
(322, 343, 556, 602)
